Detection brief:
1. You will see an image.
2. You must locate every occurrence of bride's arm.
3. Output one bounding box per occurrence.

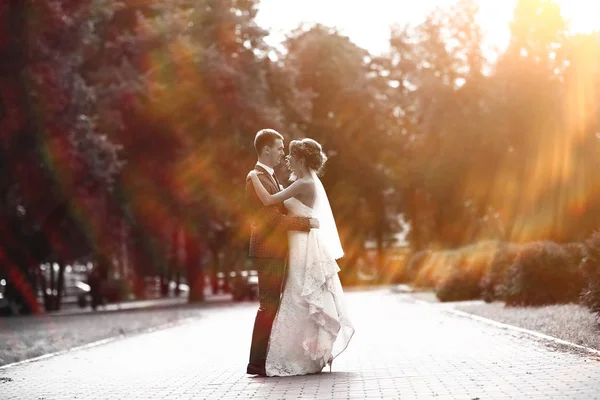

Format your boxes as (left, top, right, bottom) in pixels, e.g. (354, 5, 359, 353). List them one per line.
(248, 171, 306, 206)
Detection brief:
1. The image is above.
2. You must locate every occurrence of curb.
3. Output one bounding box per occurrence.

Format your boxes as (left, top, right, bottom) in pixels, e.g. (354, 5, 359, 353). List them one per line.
(446, 307, 600, 356)
(408, 296, 600, 357)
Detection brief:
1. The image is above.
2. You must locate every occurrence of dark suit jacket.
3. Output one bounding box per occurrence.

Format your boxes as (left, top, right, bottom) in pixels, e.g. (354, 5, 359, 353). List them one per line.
(245, 165, 310, 259)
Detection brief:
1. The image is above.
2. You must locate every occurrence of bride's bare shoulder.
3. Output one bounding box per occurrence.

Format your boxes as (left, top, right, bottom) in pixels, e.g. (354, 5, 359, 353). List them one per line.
(299, 177, 317, 195)
(300, 176, 316, 186)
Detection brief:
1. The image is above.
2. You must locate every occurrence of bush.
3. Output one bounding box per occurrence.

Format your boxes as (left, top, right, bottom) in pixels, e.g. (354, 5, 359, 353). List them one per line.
(581, 233, 600, 320)
(436, 266, 481, 302)
(382, 251, 411, 284)
(504, 241, 585, 307)
(412, 250, 461, 289)
(564, 241, 586, 266)
(480, 243, 521, 302)
(404, 250, 432, 284)
(435, 243, 497, 302)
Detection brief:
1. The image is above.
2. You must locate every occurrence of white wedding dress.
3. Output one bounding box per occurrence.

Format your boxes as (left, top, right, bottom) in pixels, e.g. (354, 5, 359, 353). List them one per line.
(265, 197, 354, 377)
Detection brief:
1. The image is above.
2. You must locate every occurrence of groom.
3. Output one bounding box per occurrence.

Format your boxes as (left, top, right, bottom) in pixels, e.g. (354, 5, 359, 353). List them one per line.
(245, 129, 319, 376)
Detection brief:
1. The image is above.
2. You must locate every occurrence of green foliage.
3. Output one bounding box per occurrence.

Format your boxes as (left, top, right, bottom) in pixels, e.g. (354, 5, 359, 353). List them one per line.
(404, 250, 433, 283)
(504, 241, 585, 307)
(2, 0, 600, 305)
(283, 25, 402, 275)
(385, 0, 500, 249)
(480, 243, 521, 302)
(581, 232, 600, 318)
(436, 270, 481, 302)
(434, 241, 497, 302)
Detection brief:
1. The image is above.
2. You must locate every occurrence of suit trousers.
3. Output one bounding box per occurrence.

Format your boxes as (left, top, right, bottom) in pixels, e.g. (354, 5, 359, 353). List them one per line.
(248, 258, 286, 369)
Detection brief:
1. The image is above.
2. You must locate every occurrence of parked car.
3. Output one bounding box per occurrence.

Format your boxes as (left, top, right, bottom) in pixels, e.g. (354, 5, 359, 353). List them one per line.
(211, 272, 230, 294)
(0, 276, 31, 316)
(75, 275, 128, 310)
(142, 276, 189, 299)
(230, 270, 259, 301)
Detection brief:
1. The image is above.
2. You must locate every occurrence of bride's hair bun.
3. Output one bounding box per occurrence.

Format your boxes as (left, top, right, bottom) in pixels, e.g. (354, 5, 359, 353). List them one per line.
(290, 138, 328, 175)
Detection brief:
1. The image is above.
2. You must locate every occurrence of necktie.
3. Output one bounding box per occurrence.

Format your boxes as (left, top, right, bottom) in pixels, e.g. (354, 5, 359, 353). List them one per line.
(272, 173, 281, 191)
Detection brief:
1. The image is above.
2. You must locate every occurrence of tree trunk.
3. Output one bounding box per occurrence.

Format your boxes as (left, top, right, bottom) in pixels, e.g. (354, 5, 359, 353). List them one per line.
(46, 262, 56, 311)
(408, 187, 424, 252)
(38, 264, 49, 310)
(184, 228, 204, 303)
(174, 270, 181, 297)
(187, 265, 205, 303)
(159, 271, 169, 297)
(55, 262, 65, 310)
(374, 193, 385, 283)
(210, 247, 220, 294)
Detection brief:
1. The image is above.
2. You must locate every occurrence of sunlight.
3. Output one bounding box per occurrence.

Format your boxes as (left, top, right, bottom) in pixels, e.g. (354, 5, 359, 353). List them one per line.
(257, 0, 600, 56)
(554, 0, 600, 33)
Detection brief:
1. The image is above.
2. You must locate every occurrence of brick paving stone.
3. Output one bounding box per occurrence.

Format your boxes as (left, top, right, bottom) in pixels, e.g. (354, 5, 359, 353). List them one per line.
(1, 289, 600, 399)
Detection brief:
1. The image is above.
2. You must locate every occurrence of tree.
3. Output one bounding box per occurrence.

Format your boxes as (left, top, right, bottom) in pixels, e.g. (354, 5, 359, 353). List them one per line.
(489, 0, 571, 242)
(386, 0, 495, 249)
(282, 25, 402, 281)
(0, 0, 123, 311)
(105, 0, 313, 300)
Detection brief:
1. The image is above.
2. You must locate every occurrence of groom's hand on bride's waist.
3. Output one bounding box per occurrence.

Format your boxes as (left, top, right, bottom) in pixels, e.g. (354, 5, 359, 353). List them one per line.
(309, 218, 319, 229)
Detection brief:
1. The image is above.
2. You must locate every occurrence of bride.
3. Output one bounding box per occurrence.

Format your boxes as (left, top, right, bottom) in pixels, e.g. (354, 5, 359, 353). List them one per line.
(248, 138, 354, 377)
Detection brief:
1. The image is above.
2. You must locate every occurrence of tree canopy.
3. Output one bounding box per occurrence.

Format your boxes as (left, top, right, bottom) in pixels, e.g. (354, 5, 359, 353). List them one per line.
(1, 0, 599, 308)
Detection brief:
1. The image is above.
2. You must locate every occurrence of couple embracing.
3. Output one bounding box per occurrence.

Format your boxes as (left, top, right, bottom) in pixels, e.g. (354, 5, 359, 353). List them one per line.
(245, 129, 354, 377)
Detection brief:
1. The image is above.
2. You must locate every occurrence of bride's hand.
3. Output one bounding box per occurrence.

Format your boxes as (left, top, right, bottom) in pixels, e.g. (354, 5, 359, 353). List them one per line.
(247, 170, 258, 180)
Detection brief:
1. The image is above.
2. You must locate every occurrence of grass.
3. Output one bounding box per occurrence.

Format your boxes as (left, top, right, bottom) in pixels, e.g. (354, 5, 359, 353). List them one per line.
(456, 301, 600, 351)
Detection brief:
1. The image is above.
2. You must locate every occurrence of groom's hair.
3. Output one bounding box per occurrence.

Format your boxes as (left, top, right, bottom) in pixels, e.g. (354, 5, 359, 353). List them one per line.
(254, 129, 284, 156)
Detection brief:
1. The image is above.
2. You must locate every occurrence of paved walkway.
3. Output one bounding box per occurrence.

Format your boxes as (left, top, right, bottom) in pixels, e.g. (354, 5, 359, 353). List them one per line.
(1, 289, 599, 399)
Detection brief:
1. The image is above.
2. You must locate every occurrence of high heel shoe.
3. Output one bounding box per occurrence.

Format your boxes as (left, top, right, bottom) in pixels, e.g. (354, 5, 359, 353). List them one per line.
(327, 356, 333, 372)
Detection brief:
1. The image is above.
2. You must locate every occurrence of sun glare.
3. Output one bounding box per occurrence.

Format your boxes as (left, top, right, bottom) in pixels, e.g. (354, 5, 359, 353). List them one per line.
(554, 0, 600, 33)
(257, 0, 600, 56)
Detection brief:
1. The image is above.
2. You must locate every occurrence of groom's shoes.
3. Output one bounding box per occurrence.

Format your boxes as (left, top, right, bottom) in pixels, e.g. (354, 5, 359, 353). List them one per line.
(246, 363, 266, 377)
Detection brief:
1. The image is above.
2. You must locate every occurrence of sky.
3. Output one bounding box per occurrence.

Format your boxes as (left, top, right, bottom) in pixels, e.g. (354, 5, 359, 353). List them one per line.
(255, 0, 600, 56)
